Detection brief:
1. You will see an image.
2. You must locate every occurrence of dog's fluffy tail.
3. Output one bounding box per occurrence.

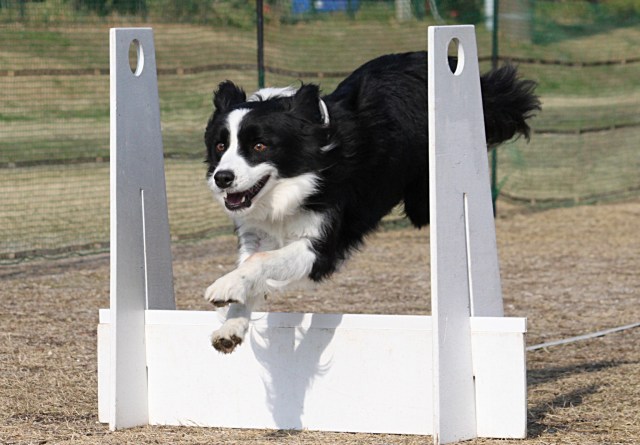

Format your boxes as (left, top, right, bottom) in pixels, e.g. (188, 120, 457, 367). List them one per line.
(481, 65, 541, 146)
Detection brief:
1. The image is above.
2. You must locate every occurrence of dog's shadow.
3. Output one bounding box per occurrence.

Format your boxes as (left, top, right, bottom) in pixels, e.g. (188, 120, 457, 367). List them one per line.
(250, 312, 341, 430)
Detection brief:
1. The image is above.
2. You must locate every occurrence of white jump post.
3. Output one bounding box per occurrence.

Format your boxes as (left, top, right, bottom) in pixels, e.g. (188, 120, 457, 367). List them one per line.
(429, 25, 524, 443)
(103, 28, 176, 430)
(98, 26, 527, 444)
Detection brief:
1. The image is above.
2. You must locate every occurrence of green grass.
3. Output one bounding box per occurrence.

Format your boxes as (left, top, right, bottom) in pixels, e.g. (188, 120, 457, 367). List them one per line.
(532, 0, 640, 45)
(0, 3, 639, 255)
(498, 125, 640, 203)
(1, 17, 638, 164)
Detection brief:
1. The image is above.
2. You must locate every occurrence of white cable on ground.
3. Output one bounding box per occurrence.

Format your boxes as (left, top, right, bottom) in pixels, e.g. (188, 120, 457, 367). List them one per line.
(527, 321, 640, 351)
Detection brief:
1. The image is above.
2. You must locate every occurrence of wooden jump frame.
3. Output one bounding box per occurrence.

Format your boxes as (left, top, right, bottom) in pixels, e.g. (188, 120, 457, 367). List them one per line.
(98, 25, 527, 444)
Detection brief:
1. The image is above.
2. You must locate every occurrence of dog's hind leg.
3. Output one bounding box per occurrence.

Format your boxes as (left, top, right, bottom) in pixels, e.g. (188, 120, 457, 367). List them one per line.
(403, 176, 430, 228)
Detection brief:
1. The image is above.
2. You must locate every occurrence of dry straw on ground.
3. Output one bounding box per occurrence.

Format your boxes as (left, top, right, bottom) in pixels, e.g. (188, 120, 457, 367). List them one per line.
(1, 199, 639, 444)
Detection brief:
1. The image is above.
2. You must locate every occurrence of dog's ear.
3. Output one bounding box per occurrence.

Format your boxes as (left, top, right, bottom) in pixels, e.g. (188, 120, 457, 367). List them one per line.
(292, 83, 326, 124)
(213, 81, 246, 112)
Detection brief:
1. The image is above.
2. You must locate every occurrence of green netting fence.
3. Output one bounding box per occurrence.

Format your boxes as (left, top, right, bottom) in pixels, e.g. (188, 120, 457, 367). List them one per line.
(1, 0, 639, 262)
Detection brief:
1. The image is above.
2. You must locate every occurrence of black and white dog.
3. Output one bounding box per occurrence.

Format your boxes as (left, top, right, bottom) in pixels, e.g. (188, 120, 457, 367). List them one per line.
(204, 51, 539, 353)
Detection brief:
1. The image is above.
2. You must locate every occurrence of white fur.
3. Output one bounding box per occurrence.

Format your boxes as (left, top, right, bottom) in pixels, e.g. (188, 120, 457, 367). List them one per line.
(205, 238, 317, 307)
(210, 303, 251, 353)
(320, 142, 337, 152)
(237, 207, 326, 262)
(248, 86, 297, 102)
(248, 86, 330, 126)
(206, 107, 327, 353)
(212, 108, 274, 192)
(206, 238, 319, 353)
(208, 108, 321, 223)
(266, 173, 320, 222)
(319, 98, 330, 126)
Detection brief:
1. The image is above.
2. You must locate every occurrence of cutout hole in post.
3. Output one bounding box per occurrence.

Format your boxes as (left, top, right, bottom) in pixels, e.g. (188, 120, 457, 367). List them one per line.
(447, 38, 465, 76)
(129, 39, 144, 77)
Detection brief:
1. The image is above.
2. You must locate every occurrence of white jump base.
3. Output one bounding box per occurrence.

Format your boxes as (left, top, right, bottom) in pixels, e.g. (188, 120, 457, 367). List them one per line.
(98, 26, 528, 444)
(99, 311, 525, 436)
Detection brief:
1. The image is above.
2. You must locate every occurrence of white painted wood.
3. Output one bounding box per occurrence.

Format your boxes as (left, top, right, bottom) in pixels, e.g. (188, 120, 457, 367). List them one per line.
(96, 323, 110, 424)
(98, 311, 525, 434)
(98, 25, 528, 441)
(145, 311, 433, 434)
(428, 25, 506, 444)
(469, 316, 526, 333)
(109, 27, 176, 431)
(472, 324, 528, 438)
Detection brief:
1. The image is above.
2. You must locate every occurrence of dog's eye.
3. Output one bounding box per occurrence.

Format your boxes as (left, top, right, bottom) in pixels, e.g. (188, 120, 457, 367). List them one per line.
(253, 143, 268, 152)
(215, 143, 226, 153)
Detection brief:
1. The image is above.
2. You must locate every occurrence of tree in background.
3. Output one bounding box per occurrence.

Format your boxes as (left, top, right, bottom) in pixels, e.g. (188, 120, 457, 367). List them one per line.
(68, 0, 147, 16)
(439, 0, 483, 23)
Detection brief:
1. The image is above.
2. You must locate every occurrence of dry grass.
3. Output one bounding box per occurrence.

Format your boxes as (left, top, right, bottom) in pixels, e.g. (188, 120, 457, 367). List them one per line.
(1, 199, 639, 444)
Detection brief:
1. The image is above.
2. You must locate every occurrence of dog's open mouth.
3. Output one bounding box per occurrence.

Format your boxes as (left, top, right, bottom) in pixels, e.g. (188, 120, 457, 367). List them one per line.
(224, 175, 270, 211)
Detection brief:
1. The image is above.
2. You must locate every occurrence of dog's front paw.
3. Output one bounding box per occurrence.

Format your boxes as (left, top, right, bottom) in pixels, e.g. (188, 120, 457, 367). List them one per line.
(211, 318, 249, 354)
(204, 269, 250, 307)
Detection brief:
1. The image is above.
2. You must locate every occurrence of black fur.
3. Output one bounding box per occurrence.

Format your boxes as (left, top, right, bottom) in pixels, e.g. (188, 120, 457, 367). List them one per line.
(205, 51, 540, 282)
(480, 64, 540, 145)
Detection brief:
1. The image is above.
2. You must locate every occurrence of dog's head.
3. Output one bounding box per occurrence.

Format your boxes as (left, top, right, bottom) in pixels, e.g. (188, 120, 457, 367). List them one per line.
(204, 81, 331, 221)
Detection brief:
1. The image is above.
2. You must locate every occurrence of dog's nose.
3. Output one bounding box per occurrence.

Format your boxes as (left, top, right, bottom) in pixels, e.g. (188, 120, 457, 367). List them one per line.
(214, 170, 235, 189)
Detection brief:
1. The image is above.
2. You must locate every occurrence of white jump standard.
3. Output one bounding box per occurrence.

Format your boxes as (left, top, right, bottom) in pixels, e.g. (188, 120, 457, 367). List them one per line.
(98, 26, 528, 444)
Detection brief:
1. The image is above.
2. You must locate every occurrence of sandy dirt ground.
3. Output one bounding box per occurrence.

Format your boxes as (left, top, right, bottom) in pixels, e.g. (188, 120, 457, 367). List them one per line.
(1, 199, 639, 444)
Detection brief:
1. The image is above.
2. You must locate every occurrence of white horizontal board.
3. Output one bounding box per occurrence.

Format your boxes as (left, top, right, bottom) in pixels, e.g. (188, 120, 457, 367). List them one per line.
(473, 330, 528, 438)
(470, 316, 527, 333)
(98, 310, 526, 435)
(99, 310, 526, 333)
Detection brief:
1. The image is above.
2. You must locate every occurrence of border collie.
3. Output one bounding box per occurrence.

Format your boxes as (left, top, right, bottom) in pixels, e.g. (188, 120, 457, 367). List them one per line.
(203, 51, 539, 353)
